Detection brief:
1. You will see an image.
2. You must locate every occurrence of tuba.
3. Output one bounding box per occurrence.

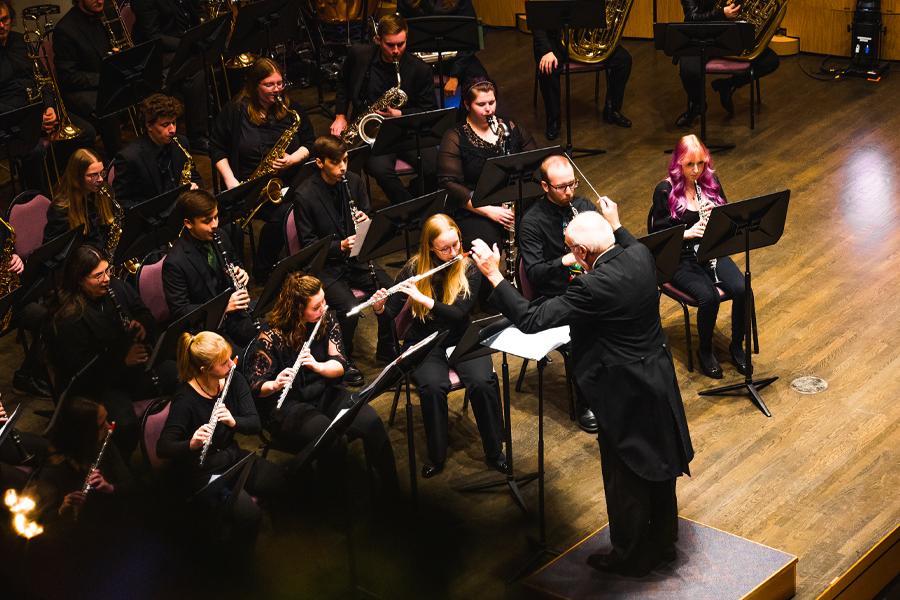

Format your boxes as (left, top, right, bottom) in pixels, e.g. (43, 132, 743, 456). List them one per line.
(560, 0, 634, 64)
(237, 97, 303, 229)
(716, 0, 789, 61)
(0, 216, 19, 330)
(340, 60, 407, 146)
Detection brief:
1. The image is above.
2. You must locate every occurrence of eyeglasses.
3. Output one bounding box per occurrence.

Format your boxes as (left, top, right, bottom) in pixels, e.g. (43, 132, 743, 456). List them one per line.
(87, 169, 109, 181)
(433, 239, 460, 254)
(87, 266, 113, 281)
(546, 179, 579, 193)
(262, 81, 285, 90)
(0, 16, 11, 25)
(564, 242, 582, 254)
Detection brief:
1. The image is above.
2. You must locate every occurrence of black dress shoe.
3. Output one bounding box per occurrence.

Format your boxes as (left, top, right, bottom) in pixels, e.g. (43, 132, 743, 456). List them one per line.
(730, 340, 748, 375)
(188, 135, 210, 156)
(695, 350, 723, 379)
(712, 78, 736, 113)
(486, 451, 507, 473)
(13, 371, 52, 399)
(602, 107, 632, 128)
(675, 104, 702, 128)
(343, 361, 365, 387)
(577, 404, 599, 434)
(545, 117, 560, 141)
(375, 344, 398, 363)
(421, 462, 444, 478)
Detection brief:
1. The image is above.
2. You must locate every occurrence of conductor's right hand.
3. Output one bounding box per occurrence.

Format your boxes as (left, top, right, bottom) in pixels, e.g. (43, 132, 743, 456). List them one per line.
(124, 342, 149, 367)
(341, 235, 356, 252)
(227, 289, 251, 313)
(539, 52, 558, 74)
(331, 115, 348, 136)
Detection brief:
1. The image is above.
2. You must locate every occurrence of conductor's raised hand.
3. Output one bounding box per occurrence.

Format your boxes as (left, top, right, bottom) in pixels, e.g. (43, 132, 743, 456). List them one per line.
(470, 239, 503, 286)
(597, 196, 621, 230)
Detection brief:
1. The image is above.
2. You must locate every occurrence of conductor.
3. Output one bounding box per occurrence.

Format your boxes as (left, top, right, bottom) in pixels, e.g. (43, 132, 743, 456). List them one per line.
(470, 202, 694, 577)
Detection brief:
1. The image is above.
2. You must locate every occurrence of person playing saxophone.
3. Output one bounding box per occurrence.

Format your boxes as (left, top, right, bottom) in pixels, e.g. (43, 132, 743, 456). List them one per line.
(110, 94, 202, 208)
(210, 58, 316, 285)
(330, 14, 437, 206)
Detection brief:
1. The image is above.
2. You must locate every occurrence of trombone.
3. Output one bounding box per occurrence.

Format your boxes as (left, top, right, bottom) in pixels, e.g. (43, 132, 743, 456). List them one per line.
(100, 1, 134, 51)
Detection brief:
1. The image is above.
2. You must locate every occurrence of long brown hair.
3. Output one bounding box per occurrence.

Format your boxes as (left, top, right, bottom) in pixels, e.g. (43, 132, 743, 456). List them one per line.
(408, 214, 470, 320)
(52, 148, 114, 231)
(268, 272, 329, 353)
(240, 58, 289, 125)
(44, 244, 107, 338)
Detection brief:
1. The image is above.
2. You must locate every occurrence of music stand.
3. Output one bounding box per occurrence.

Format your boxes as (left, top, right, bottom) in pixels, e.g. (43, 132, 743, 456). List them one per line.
(228, 0, 299, 61)
(146, 290, 231, 371)
(654, 21, 755, 150)
(212, 175, 276, 244)
(190, 452, 255, 507)
(406, 16, 481, 109)
(0, 104, 43, 194)
(282, 146, 371, 201)
(17, 228, 83, 307)
(355, 190, 446, 267)
(0, 287, 23, 334)
(370, 107, 456, 196)
(696, 189, 790, 416)
(525, 1, 607, 157)
(114, 185, 189, 269)
(452, 315, 538, 515)
(252, 235, 332, 318)
(637, 224, 687, 285)
(96, 40, 164, 120)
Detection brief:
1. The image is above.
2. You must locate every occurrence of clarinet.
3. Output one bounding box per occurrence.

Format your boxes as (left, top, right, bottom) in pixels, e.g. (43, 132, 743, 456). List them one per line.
(694, 181, 721, 284)
(107, 284, 160, 387)
(341, 176, 381, 291)
(276, 314, 325, 410)
(199, 363, 236, 467)
(82, 422, 115, 494)
(211, 232, 256, 324)
(487, 116, 516, 284)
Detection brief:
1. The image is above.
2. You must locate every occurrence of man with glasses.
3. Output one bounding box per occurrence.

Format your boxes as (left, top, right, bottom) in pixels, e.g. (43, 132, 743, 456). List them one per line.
(290, 135, 394, 387)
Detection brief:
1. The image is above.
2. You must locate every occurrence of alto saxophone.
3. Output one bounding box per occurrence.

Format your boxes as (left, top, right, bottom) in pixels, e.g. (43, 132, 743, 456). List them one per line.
(238, 97, 303, 229)
(341, 60, 407, 146)
(0, 216, 19, 330)
(171, 136, 194, 187)
(100, 184, 139, 275)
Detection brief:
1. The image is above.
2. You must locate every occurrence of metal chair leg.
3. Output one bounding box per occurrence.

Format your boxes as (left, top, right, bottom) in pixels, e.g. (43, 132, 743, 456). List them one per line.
(515, 358, 529, 392)
(680, 301, 694, 372)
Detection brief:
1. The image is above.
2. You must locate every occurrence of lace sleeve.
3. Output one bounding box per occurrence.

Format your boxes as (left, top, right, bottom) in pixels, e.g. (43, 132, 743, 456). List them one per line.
(244, 330, 279, 399)
(327, 317, 349, 371)
(436, 127, 472, 213)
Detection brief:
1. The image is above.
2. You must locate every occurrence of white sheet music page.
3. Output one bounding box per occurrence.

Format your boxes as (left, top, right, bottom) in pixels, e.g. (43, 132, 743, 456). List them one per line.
(349, 218, 372, 258)
(483, 325, 570, 361)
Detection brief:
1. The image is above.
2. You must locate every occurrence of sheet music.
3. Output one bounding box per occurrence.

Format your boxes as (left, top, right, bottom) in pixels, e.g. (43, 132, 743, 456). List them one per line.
(359, 331, 440, 397)
(445, 345, 455, 359)
(349, 218, 372, 258)
(483, 325, 570, 361)
(0, 404, 20, 439)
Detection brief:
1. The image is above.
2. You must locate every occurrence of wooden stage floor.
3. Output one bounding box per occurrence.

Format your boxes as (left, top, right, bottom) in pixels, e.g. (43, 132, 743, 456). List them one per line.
(3, 28, 900, 600)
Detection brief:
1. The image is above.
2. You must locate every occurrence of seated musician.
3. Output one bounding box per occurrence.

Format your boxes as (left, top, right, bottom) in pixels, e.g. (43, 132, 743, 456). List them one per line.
(0, 0, 95, 192)
(649, 134, 747, 378)
(373, 214, 506, 478)
(43, 148, 114, 246)
(162, 190, 256, 349)
(210, 58, 315, 284)
(42, 244, 177, 460)
(53, 0, 124, 156)
(290, 135, 394, 387)
(110, 93, 202, 208)
(0, 396, 49, 491)
(157, 331, 285, 547)
(244, 272, 398, 493)
(396, 0, 489, 100)
(130, 0, 209, 153)
(329, 14, 437, 205)
(518, 155, 600, 434)
(437, 77, 536, 252)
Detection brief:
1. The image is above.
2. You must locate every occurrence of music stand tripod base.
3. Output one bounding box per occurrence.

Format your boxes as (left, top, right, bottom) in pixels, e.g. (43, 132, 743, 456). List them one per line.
(698, 376, 776, 417)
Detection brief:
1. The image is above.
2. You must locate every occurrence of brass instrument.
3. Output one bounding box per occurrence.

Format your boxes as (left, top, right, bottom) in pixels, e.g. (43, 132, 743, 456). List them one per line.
(172, 137, 195, 187)
(237, 96, 302, 230)
(276, 314, 325, 410)
(100, 184, 139, 275)
(199, 363, 235, 466)
(101, 2, 134, 51)
(561, 0, 634, 64)
(717, 0, 789, 61)
(340, 60, 407, 146)
(0, 216, 19, 330)
(22, 6, 84, 142)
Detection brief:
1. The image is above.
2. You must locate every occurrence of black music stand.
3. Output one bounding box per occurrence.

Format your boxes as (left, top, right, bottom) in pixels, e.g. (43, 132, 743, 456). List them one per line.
(0, 287, 23, 335)
(406, 16, 481, 109)
(212, 175, 277, 244)
(114, 185, 189, 269)
(453, 315, 538, 515)
(228, 0, 299, 61)
(191, 452, 255, 507)
(637, 224, 687, 285)
(96, 40, 164, 121)
(370, 107, 457, 196)
(252, 235, 332, 318)
(17, 228, 83, 306)
(696, 189, 790, 416)
(0, 104, 43, 195)
(298, 7, 335, 119)
(282, 145, 371, 200)
(654, 21, 755, 150)
(355, 190, 446, 268)
(146, 291, 231, 370)
(525, 1, 607, 157)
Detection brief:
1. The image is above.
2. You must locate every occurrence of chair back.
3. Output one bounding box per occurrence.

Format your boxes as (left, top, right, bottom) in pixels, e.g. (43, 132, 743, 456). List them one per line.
(108, 165, 115, 185)
(8, 192, 51, 260)
(517, 255, 533, 301)
(284, 206, 301, 255)
(140, 397, 172, 476)
(136, 254, 169, 323)
(394, 300, 414, 341)
(120, 4, 136, 34)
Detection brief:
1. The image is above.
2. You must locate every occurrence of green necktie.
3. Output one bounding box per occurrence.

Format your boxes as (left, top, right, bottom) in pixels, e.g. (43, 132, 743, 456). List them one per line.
(203, 242, 218, 272)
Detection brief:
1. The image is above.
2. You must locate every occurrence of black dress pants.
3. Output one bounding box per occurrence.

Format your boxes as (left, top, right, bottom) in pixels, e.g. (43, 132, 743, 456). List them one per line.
(670, 255, 745, 351)
(10, 301, 45, 378)
(536, 45, 632, 123)
(679, 48, 780, 105)
(411, 349, 504, 465)
(598, 432, 679, 575)
(324, 265, 394, 356)
(364, 146, 437, 205)
(252, 201, 294, 275)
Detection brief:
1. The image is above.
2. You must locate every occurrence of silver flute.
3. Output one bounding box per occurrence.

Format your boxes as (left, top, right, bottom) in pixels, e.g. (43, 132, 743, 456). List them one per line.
(276, 315, 324, 411)
(346, 252, 471, 317)
(82, 422, 115, 494)
(199, 363, 236, 467)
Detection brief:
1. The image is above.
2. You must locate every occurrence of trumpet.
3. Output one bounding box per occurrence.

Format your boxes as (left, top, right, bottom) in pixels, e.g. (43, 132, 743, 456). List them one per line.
(346, 252, 471, 317)
(276, 314, 325, 410)
(199, 363, 235, 467)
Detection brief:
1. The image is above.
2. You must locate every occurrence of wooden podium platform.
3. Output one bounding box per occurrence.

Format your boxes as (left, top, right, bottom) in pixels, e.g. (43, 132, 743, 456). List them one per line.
(525, 518, 797, 600)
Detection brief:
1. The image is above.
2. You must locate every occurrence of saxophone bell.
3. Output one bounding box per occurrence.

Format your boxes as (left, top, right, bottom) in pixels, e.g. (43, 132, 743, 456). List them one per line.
(341, 60, 407, 147)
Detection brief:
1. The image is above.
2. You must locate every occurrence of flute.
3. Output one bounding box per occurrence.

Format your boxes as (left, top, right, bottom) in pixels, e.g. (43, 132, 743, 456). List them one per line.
(82, 422, 115, 494)
(199, 363, 236, 467)
(346, 252, 471, 317)
(276, 315, 325, 410)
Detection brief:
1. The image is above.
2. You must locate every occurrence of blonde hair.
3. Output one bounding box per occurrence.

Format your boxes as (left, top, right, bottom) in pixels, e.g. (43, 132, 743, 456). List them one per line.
(52, 148, 114, 232)
(408, 214, 470, 320)
(176, 331, 232, 382)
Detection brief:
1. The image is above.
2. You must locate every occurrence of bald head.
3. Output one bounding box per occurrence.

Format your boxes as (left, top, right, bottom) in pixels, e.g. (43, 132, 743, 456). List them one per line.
(566, 212, 615, 258)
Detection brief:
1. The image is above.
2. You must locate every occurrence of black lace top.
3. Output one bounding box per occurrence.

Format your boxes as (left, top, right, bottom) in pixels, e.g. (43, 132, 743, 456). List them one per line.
(244, 317, 348, 424)
(437, 118, 537, 213)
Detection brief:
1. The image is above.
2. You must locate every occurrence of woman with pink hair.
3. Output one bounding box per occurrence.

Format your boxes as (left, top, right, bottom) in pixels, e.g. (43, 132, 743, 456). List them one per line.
(648, 135, 747, 379)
